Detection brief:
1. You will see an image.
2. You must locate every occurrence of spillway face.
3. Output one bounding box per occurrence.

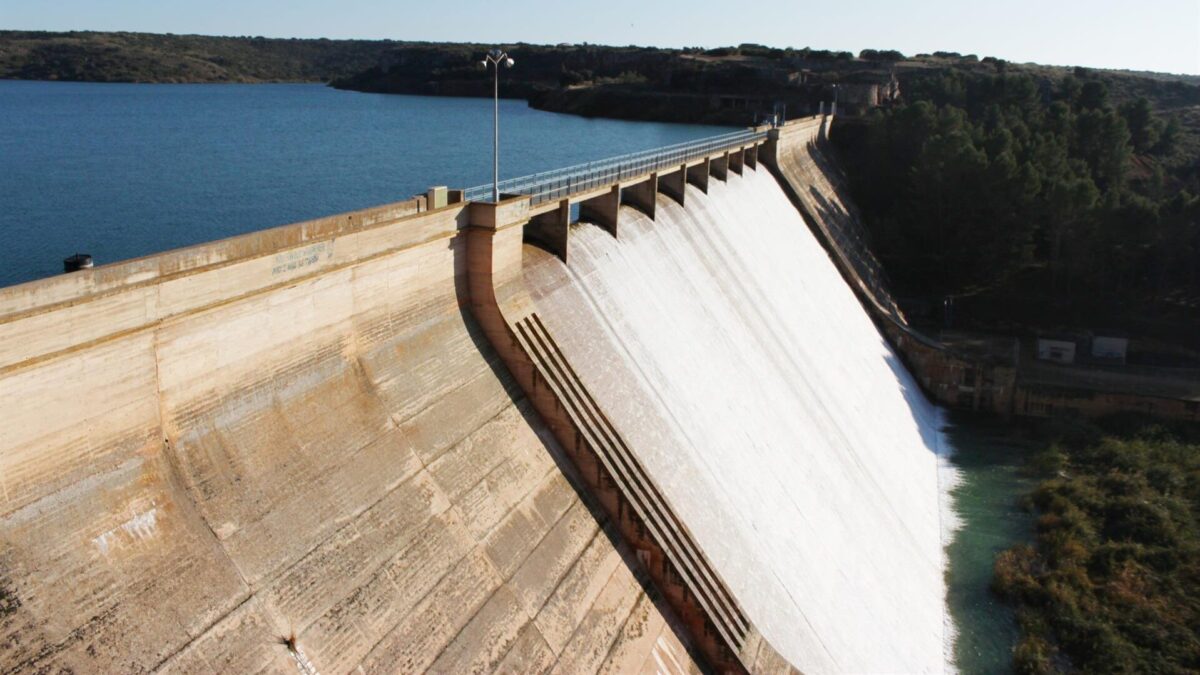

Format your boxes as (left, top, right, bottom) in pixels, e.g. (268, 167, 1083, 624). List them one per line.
(0, 208, 702, 672)
(522, 166, 950, 673)
(771, 124, 901, 319)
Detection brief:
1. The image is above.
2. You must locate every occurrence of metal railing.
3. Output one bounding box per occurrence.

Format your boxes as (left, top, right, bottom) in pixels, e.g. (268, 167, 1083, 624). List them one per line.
(464, 129, 767, 205)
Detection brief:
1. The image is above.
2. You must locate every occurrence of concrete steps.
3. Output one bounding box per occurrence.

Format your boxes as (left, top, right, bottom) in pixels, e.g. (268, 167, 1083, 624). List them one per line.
(512, 312, 751, 661)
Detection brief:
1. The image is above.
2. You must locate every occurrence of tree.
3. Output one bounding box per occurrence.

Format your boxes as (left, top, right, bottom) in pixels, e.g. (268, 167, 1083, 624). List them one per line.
(1074, 108, 1131, 188)
(833, 67, 1189, 323)
(1154, 116, 1181, 156)
(1119, 97, 1163, 153)
(859, 49, 905, 61)
(1044, 174, 1100, 295)
(1058, 75, 1083, 107)
(907, 127, 988, 288)
(1078, 80, 1109, 110)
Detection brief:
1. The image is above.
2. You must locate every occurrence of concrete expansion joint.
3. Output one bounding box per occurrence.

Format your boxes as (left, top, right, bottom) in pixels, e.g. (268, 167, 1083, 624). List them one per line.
(424, 548, 513, 666)
(147, 591, 258, 671)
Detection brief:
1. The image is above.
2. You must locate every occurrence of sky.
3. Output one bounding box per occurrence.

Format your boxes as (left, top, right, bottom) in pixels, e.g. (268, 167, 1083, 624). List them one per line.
(5, 0, 1199, 75)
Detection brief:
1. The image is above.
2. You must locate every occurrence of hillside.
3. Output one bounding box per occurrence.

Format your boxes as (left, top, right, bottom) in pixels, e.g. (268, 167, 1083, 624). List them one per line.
(0, 30, 393, 83)
(832, 65, 1200, 352)
(6, 32, 1199, 130)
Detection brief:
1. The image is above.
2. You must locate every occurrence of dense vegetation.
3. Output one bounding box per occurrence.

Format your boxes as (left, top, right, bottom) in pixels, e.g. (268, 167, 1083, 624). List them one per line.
(0, 31, 841, 94)
(0, 32, 864, 123)
(330, 42, 833, 124)
(993, 417, 1200, 673)
(835, 68, 1200, 342)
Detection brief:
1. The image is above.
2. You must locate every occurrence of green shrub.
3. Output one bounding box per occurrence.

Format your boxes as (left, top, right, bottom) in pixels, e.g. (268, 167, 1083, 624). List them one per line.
(993, 421, 1200, 672)
(1012, 635, 1058, 674)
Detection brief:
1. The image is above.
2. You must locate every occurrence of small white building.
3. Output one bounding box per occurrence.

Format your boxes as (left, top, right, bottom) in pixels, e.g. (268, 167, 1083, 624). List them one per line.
(1037, 338, 1077, 364)
(1092, 336, 1129, 364)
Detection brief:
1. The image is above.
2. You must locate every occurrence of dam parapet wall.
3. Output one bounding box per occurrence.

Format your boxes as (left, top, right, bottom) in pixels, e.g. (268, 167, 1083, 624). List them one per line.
(0, 195, 442, 371)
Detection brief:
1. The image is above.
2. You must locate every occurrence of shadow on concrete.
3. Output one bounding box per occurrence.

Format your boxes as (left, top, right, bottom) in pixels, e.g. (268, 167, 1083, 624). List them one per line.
(882, 351, 954, 458)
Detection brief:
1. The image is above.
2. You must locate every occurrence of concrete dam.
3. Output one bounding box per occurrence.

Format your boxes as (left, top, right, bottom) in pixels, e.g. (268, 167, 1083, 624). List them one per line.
(0, 116, 951, 673)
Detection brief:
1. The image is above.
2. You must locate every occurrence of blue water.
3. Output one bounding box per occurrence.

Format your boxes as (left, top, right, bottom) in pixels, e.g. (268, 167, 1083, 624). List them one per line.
(0, 80, 731, 287)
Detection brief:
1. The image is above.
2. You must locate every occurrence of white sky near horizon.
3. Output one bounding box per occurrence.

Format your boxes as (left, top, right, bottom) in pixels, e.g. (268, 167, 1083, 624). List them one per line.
(3, 0, 1198, 75)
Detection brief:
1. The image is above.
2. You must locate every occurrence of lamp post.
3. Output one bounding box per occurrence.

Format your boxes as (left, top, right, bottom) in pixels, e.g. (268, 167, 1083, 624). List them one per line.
(480, 49, 515, 203)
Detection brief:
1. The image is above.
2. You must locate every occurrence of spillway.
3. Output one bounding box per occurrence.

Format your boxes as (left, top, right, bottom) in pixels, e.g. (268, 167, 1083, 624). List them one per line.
(0, 116, 953, 674)
(522, 167, 951, 673)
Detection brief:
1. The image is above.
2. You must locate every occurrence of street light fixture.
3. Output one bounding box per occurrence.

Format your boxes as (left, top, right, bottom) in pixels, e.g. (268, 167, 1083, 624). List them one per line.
(480, 49, 515, 202)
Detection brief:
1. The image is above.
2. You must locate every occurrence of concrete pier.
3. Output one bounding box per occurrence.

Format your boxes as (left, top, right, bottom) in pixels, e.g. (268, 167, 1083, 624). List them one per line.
(579, 185, 621, 238)
(621, 173, 659, 219)
(525, 198, 571, 262)
(659, 164, 688, 207)
(710, 152, 730, 181)
(729, 148, 745, 175)
(687, 158, 711, 193)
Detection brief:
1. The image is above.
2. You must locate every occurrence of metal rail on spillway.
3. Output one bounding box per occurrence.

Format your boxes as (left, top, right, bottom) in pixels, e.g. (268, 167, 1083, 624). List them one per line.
(464, 129, 767, 205)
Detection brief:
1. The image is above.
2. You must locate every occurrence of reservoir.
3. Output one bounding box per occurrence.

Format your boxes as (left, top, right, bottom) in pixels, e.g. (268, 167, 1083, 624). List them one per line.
(0, 80, 730, 287)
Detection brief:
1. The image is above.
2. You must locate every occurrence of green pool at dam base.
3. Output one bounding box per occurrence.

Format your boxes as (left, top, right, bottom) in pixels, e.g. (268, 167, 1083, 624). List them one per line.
(945, 416, 1038, 673)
